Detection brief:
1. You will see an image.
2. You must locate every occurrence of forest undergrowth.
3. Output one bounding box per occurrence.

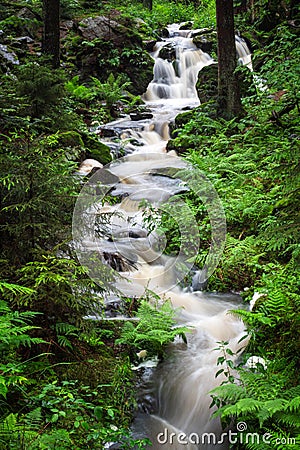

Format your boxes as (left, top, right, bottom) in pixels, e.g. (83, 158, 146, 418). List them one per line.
(0, 0, 299, 448)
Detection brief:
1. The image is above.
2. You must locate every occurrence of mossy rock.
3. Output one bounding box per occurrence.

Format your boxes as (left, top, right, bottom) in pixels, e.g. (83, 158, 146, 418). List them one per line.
(172, 109, 197, 130)
(81, 133, 112, 165)
(121, 48, 154, 96)
(196, 63, 218, 104)
(57, 131, 84, 148)
(53, 131, 84, 160)
(193, 31, 217, 55)
(59, 354, 116, 387)
(158, 43, 176, 61)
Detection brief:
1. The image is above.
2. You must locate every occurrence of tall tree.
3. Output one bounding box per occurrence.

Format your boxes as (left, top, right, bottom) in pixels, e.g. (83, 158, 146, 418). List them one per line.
(42, 0, 60, 68)
(143, 0, 153, 10)
(216, 0, 242, 118)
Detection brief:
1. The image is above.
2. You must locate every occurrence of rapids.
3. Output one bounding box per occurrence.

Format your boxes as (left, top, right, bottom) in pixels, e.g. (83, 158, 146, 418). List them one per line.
(73, 23, 251, 449)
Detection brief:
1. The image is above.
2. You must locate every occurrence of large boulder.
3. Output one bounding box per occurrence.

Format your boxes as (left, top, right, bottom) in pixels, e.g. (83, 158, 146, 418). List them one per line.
(196, 63, 218, 104)
(16, 7, 41, 37)
(72, 15, 154, 95)
(196, 62, 255, 104)
(179, 21, 194, 30)
(0, 43, 19, 73)
(192, 31, 217, 55)
(81, 133, 112, 165)
(158, 43, 176, 61)
(78, 16, 142, 47)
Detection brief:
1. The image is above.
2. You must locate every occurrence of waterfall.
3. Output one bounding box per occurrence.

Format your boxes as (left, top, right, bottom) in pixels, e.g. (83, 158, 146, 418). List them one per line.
(73, 22, 252, 449)
(235, 35, 252, 69)
(144, 26, 214, 102)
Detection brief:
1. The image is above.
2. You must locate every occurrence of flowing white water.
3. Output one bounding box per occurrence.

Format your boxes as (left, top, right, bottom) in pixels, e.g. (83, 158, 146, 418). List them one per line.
(74, 23, 252, 449)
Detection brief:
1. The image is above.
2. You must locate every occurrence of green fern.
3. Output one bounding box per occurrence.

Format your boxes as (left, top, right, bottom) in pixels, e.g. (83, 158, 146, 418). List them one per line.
(117, 297, 190, 358)
(55, 322, 78, 349)
(91, 74, 132, 110)
(0, 408, 43, 449)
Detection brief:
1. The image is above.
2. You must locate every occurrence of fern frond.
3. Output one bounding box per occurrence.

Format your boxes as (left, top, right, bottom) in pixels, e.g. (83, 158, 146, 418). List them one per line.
(277, 411, 300, 429)
(210, 383, 245, 403)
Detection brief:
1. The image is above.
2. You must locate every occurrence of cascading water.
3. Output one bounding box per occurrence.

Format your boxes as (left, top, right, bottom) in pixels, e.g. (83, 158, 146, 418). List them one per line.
(73, 23, 252, 450)
(144, 24, 214, 102)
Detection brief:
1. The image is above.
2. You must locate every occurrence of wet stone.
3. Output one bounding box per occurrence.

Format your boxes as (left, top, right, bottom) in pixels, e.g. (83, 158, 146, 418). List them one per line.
(129, 111, 153, 121)
(158, 43, 177, 61)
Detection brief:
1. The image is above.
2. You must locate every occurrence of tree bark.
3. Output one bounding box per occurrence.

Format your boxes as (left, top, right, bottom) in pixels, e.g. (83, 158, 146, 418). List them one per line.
(143, 0, 153, 10)
(216, 0, 242, 118)
(42, 0, 60, 68)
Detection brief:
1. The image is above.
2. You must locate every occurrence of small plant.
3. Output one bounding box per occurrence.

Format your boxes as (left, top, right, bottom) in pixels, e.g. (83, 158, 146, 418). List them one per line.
(91, 74, 132, 112)
(65, 75, 94, 101)
(117, 294, 189, 359)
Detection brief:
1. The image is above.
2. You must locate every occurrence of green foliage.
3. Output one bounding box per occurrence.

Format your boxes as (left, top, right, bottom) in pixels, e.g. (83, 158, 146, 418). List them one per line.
(16, 253, 106, 324)
(0, 377, 147, 449)
(210, 367, 300, 449)
(0, 284, 44, 398)
(173, 77, 299, 289)
(15, 62, 66, 118)
(0, 14, 40, 38)
(117, 296, 190, 358)
(65, 73, 132, 119)
(118, 0, 216, 29)
(55, 322, 79, 349)
(0, 63, 83, 134)
(61, 0, 83, 19)
(210, 262, 300, 448)
(65, 75, 94, 101)
(91, 74, 132, 110)
(0, 130, 79, 260)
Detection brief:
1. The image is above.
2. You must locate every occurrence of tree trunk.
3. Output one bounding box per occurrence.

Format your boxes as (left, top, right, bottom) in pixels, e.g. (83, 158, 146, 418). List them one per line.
(143, 0, 153, 10)
(216, 0, 242, 118)
(42, 0, 60, 68)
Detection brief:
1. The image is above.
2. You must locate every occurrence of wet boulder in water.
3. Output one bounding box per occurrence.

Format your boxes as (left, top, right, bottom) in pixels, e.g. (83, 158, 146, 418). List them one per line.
(95, 126, 118, 139)
(144, 40, 157, 52)
(113, 227, 148, 239)
(193, 31, 217, 54)
(192, 267, 208, 291)
(77, 158, 103, 176)
(94, 168, 119, 186)
(82, 133, 112, 164)
(155, 27, 169, 38)
(158, 43, 177, 61)
(139, 393, 157, 414)
(191, 27, 215, 36)
(129, 109, 153, 121)
(179, 21, 193, 30)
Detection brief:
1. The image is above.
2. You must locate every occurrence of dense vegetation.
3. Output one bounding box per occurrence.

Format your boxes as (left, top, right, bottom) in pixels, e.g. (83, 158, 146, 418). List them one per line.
(0, 0, 299, 449)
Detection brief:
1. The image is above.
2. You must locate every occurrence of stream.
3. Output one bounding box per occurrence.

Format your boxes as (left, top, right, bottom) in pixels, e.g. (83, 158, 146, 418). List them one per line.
(73, 23, 251, 449)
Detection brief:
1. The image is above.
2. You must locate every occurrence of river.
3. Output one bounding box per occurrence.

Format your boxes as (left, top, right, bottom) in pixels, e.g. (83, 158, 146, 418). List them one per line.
(73, 22, 251, 449)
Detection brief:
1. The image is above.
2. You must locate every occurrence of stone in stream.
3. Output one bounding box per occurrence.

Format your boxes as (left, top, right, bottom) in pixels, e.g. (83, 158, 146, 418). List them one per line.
(76, 159, 103, 176)
(129, 111, 153, 121)
(158, 43, 177, 61)
(192, 31, 218, 54)
(192, 267, 209, 291)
